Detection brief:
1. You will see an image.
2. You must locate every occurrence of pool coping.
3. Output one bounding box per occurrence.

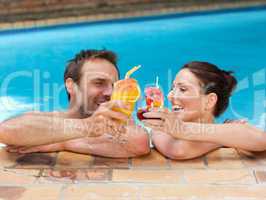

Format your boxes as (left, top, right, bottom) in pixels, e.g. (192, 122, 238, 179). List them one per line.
(1, 1, 266, 32)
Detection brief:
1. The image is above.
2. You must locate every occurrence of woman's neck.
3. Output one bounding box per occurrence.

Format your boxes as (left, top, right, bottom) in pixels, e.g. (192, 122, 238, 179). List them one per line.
(194, 115, 215, 124)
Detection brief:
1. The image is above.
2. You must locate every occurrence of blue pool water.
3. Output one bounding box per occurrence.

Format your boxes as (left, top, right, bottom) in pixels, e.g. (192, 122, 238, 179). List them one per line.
(0, 6, 265, 129)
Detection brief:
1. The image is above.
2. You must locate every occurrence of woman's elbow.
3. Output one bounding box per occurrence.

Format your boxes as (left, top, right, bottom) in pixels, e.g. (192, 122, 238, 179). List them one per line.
(130, 132, 151, 157)
(158, 142, 196, 160)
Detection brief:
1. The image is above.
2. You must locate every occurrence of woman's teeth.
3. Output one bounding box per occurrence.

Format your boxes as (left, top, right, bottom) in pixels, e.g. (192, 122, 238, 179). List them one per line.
(173, 106, 184, 112)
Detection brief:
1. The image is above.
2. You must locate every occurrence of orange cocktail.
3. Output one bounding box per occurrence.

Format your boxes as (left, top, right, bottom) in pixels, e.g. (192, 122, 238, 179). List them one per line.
(111, 65, 141, 117)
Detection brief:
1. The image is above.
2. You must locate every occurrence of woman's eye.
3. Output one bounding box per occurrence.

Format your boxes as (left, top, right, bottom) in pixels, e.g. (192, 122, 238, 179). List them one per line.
(180, 87, 187, 92)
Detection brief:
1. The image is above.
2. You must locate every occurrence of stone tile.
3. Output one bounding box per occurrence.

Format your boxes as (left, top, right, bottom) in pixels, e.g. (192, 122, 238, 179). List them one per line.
(39, 169, 110, 183)
(112, 169, 182, 183)
(92, 156, 129, 169)
(16, 186, 61, 200)
(55, 151, 93, 169)
(169, 157, 205, 169)
(13, 153, 57, 169)
(140, 185, 266, 199)
(255, 171, 266, 184)
(131, 149, 169, 169)
(206, 148, 245, 169)
(62, 184, 138, 200)
(240, 151, 266, 169)
(184, 169, 256, 185)
(0, 148, 21, 168)
(0, 186, 26, 200)
(0, 169, 36, 184)
(4, 168, 40, 177)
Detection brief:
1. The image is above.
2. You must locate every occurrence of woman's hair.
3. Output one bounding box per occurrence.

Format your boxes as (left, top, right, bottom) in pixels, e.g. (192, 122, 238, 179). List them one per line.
(181, 61, 237, 117)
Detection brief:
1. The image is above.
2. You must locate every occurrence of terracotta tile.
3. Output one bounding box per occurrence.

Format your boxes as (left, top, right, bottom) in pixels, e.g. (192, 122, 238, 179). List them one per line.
(92, 156, 129, 169)
(40, 169, 109, 183)
(0, 169, 36, 184)
(255, 171, 266, 183)
(140, 185, 266, 199)
(14, 153, 57, 169)
(55, 151, 93, 168)
(82, 169, 110, 181)
(184, 169, 256, 185)
(240, 151, 266, 169)
(206, 148, 245, 169)
(0, 186, 26, 200)
(112, 169, 182, 183)
(62, 184, 138, 200)
(131, 149, 169, 169)
(169, 157, 205, 169)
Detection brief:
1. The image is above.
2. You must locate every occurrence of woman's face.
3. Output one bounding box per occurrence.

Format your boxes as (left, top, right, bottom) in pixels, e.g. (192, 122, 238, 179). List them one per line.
(168, 69, 210, 122)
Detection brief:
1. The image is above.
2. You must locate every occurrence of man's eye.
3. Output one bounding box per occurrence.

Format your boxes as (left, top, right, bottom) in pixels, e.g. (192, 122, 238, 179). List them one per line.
(95, 82, 103, 86)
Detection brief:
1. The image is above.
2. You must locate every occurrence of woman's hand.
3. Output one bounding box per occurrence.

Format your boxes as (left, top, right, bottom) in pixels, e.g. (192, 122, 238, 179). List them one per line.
(142, 108, 184, 139)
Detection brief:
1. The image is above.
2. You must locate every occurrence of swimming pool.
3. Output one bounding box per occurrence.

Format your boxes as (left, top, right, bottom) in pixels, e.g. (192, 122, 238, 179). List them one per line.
(0, 6, 265, 129)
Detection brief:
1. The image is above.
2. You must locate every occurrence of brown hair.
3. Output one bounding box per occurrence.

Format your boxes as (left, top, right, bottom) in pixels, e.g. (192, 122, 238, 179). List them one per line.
(182, 61, 237, 117)
(64, 49, 119, 100)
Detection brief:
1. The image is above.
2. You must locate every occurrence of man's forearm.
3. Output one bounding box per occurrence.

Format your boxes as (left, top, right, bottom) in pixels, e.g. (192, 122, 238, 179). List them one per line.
(0, 113, 88, 146)
(180, 122, 266, 151)
(64, 125, 150, 158)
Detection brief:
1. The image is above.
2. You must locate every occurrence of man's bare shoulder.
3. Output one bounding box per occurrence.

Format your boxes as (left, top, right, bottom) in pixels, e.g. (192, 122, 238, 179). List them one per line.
(27, 111, 68, 118)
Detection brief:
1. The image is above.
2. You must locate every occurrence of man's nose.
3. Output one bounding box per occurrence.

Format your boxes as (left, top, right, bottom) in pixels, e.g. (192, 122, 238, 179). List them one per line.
(102, 84, 113, 97)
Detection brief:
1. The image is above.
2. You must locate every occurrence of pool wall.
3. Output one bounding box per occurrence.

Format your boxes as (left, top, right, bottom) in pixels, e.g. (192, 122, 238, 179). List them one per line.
(1, 0, 266, 31)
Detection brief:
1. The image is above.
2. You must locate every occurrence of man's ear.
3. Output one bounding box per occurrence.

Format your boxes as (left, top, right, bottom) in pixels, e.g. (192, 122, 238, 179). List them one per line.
(205, 93, 218, 111)
(65, 78, 76, 99)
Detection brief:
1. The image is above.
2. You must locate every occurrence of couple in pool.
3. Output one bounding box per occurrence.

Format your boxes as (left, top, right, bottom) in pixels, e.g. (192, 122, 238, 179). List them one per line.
(1, 49, 265, 159)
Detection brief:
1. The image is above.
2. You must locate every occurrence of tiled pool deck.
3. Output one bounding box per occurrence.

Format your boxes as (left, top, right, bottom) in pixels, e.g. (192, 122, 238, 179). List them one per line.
(0, 147, 266, 199)
(0, 1, 266, 31)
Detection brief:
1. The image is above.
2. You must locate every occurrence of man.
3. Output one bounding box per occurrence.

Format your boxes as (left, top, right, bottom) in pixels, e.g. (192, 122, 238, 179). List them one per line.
(0, 49, 150, 158)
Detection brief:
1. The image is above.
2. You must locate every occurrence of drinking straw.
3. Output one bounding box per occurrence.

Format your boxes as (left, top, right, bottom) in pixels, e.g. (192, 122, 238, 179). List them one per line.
(125, 65, 141, 79)
(155, 76, 159, 88)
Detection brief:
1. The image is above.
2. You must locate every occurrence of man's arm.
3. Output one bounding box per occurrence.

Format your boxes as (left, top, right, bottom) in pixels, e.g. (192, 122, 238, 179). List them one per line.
(152, 131, 221, 160)
(0, 112, 99, 146)
(8, 124, 150, 158)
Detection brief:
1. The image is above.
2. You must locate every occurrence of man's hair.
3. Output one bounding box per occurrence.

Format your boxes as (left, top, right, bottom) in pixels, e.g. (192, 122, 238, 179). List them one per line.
(64, 49, 120, 101)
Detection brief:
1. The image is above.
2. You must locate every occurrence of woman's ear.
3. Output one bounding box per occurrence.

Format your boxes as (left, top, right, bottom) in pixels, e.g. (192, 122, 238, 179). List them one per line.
(205, 93, 218, 111)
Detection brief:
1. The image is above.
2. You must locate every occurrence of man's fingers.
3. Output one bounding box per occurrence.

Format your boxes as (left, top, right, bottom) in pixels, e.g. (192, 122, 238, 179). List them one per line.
(97, 109, 129, 122)
(18, 146, 41, 153)
(100, 100, 130, 110)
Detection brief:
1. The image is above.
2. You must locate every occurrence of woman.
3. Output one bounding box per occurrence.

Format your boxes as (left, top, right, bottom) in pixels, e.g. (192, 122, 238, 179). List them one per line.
(143, 61, 266, 160)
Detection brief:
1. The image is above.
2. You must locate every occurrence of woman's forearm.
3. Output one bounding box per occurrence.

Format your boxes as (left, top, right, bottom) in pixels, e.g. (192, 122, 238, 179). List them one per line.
(0, 113, 89, 146)
(180, 123, 266, 151)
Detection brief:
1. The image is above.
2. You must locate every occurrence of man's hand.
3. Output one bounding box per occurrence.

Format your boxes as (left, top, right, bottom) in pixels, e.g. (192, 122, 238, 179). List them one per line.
(6, 143, 64, 153)
(82, 100, 132, 138)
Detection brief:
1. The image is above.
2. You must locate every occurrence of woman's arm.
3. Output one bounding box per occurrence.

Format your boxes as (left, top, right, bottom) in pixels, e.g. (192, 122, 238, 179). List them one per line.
(143, 111, 266, 152)
(152, 131, 221, 160)
(180, 122, 266, 151)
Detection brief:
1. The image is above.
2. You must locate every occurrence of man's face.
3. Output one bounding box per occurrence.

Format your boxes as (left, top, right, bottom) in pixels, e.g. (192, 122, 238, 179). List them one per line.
(74, 58, 119, 117)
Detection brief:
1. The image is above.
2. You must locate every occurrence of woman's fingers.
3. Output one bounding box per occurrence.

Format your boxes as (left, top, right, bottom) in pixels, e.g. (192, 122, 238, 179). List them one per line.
(143, 111, 166, 120)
